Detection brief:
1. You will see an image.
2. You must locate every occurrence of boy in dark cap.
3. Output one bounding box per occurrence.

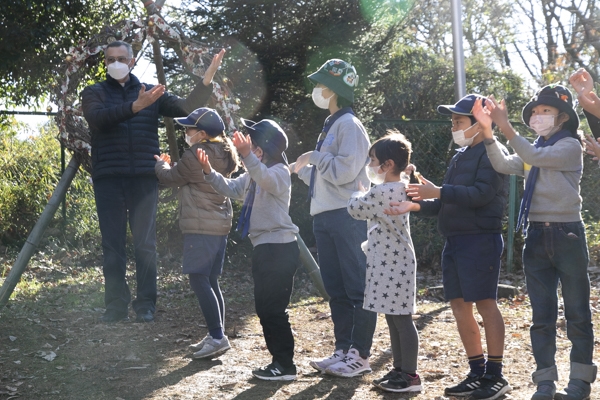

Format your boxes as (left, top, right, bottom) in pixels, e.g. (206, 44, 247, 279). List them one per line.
(474, 84, 596, 400)
(385, 94, 511, 400)
(155, 107, 239, 360)
(196, 119, 300, 381)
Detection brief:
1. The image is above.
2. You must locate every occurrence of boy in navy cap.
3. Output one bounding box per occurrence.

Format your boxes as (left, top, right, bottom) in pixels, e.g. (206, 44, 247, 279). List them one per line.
(385, 94, 511, 400)
(155, 107, 239, 359)
(196, 119, 300, 381)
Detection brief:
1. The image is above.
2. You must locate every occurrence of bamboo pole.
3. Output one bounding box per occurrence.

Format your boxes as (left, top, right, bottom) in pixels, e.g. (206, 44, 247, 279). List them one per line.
(296, 233, 330, 301)
(0, 157, 81, 308)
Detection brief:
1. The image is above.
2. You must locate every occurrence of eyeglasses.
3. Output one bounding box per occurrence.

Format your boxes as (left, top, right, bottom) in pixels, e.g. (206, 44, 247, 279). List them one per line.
(106, 56, 131, 64)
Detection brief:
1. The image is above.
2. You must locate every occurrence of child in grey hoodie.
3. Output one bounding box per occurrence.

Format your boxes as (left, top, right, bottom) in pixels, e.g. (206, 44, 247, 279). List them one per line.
(196, 119, 300, 381)
(473, 85, 595, 400)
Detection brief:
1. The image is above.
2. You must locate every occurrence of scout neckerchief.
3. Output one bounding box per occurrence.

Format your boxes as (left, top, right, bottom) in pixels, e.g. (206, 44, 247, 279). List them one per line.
(516, 129, 571, 233)
(307, 107, 354, 200)
(235, 156, 280, 239)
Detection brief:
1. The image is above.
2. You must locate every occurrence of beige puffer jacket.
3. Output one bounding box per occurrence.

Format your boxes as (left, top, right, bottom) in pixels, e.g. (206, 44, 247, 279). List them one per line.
(155, 141, 236, 236)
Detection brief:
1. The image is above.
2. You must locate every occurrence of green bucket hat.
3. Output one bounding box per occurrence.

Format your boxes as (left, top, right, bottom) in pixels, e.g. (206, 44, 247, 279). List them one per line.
(308, 59, 359, 102)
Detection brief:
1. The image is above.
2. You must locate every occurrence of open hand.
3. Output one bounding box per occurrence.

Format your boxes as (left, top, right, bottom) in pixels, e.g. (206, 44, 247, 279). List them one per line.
(232, 131, 252, 158)
(583, 134, 600, 161)
(154, 153, 171, 167)
(406, 176, 439, 201)
(472, 98, 493, 136)
(203, 49, 226, 86)
(196, 148, 212, 175)
(293, 151, 313, 173)
(132, 84, 165, 113)
(384, 200, 416, 215)
(569, 68, 594, 95)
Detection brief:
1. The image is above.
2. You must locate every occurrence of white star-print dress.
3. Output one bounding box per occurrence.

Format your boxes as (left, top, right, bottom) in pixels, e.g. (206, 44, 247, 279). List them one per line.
(347, 181, 417, 315)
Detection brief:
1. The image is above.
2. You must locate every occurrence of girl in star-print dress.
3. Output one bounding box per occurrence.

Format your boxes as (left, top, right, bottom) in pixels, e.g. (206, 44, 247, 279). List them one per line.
(347, 130, 421, 393)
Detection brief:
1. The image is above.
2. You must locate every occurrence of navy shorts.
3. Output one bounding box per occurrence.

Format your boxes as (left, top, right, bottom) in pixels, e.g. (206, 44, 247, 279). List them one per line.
(182, 234, 227, 275)
(441, 233, 503, 302)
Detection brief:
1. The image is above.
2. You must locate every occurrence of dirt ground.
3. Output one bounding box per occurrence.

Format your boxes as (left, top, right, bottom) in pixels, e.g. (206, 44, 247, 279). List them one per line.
(1, 249, 600, 400)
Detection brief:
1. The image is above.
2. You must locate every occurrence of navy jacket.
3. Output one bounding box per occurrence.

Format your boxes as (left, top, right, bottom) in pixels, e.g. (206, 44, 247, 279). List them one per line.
(81, 73, 212, 180)
(419, 141, 509, 237)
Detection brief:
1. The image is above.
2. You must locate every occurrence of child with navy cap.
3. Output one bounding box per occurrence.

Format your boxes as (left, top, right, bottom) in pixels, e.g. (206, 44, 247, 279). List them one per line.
(154, 107, 240, 359)
(474, 85, 596, 400)
(385, 94, 511, 400)
(196, 119, 300, 381)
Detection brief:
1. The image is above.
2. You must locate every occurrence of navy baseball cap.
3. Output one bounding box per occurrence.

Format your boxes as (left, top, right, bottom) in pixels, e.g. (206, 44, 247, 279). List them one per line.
(437, 94, 487, 116)
(174, 107, 225, 137)
(241, 118, 288, 165)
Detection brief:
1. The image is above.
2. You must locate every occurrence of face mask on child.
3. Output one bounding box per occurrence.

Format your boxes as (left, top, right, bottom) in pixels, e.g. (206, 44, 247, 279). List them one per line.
(185, 130, 201, 146)
(452, 123, 479, 147)
(366, 164, 386, 185)
(312, 87, 333, 109)
(107, 61, 131, 80)
(530, 114, 561, 137)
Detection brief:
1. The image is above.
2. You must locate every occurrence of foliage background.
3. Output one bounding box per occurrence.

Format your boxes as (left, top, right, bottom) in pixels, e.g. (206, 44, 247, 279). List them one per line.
(2, 0, 600, 271)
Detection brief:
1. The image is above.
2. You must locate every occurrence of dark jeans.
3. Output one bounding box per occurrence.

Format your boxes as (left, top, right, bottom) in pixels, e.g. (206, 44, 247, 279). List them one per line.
(524, 221, 596, 383)
(313, 208, 377, 359)
(252, 241, 299, 368)
(94, 176, 158, 314)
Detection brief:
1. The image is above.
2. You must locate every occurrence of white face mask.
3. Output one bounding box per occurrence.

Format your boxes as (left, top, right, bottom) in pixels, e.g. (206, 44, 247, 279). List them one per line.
(107, 61, 131, 80)
(530, 114, 560, 137)
(312, 87, 333, 109)
(366, 165, 386, 185)
(452, 123, 479, 147)
(185, 130, 201, 146)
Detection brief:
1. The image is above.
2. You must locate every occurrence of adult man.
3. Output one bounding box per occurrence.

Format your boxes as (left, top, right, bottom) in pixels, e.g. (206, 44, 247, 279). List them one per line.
(82, 41, 223, 323)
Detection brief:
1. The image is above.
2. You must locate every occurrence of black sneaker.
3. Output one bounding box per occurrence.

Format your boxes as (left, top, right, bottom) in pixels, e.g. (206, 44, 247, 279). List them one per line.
(469, 374, 512, 399)
(379, 371, 422, 393)
(99, 309, 129, 323)
(372, 369, 401, 387)
(135, 309, 154, 323)
(444, 372, 483, 397)
(252, 361, 297, 381)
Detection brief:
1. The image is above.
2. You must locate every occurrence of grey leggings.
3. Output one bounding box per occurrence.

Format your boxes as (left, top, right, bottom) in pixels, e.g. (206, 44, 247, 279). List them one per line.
(386, 314, 419, 374)
(189, 273, 224, 332)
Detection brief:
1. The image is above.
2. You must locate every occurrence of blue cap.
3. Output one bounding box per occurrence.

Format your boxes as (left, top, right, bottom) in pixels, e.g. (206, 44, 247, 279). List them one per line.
(437, 94, 487, 116)
(174, 107, 225, 137)
(241, 118, 288, 165)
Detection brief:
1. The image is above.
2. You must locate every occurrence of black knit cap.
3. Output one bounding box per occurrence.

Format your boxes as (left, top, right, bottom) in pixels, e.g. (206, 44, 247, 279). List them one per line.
(241, 118, 288, 165)
(522, 84, 579, 133)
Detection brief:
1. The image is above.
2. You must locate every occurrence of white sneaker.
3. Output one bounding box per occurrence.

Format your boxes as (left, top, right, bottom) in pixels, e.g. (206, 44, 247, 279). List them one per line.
(189, 334, 213, 352)
(325, 348, 372, 377)
(309, 349, 346, 372)
(192, 336, 231, 359)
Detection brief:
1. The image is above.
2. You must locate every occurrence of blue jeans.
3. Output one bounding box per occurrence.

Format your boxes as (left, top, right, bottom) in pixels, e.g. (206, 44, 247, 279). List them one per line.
(313, 208, 377, 359)
(524, 221, 596, 383)
(93, 176, 158, 314)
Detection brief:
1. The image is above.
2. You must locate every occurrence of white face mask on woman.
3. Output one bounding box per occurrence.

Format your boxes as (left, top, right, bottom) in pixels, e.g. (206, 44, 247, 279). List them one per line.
(107, 61, 130, 80)
(529, 114, 560, 137)
(312, 87, 333, 109)
(452, 123, 479, 147)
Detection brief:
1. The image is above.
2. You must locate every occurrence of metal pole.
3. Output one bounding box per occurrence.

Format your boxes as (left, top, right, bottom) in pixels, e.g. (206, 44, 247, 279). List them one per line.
(451, 0, 466, 100)
(0, 157, 81, 308)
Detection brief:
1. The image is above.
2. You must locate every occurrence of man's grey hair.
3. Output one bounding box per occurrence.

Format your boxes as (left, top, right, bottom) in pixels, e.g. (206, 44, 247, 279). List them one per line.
(104, 41, 133, 58)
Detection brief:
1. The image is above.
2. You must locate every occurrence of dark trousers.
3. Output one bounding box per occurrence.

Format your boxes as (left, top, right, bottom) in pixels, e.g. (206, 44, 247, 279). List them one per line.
(252, 241, 299, 368)
(93, 176, 158, 314)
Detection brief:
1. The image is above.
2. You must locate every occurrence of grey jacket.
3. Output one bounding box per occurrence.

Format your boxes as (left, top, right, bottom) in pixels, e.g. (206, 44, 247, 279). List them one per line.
(205, 152, 298, 247)
(485, 133, 583, 223)
(296, 113, 371, 216)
